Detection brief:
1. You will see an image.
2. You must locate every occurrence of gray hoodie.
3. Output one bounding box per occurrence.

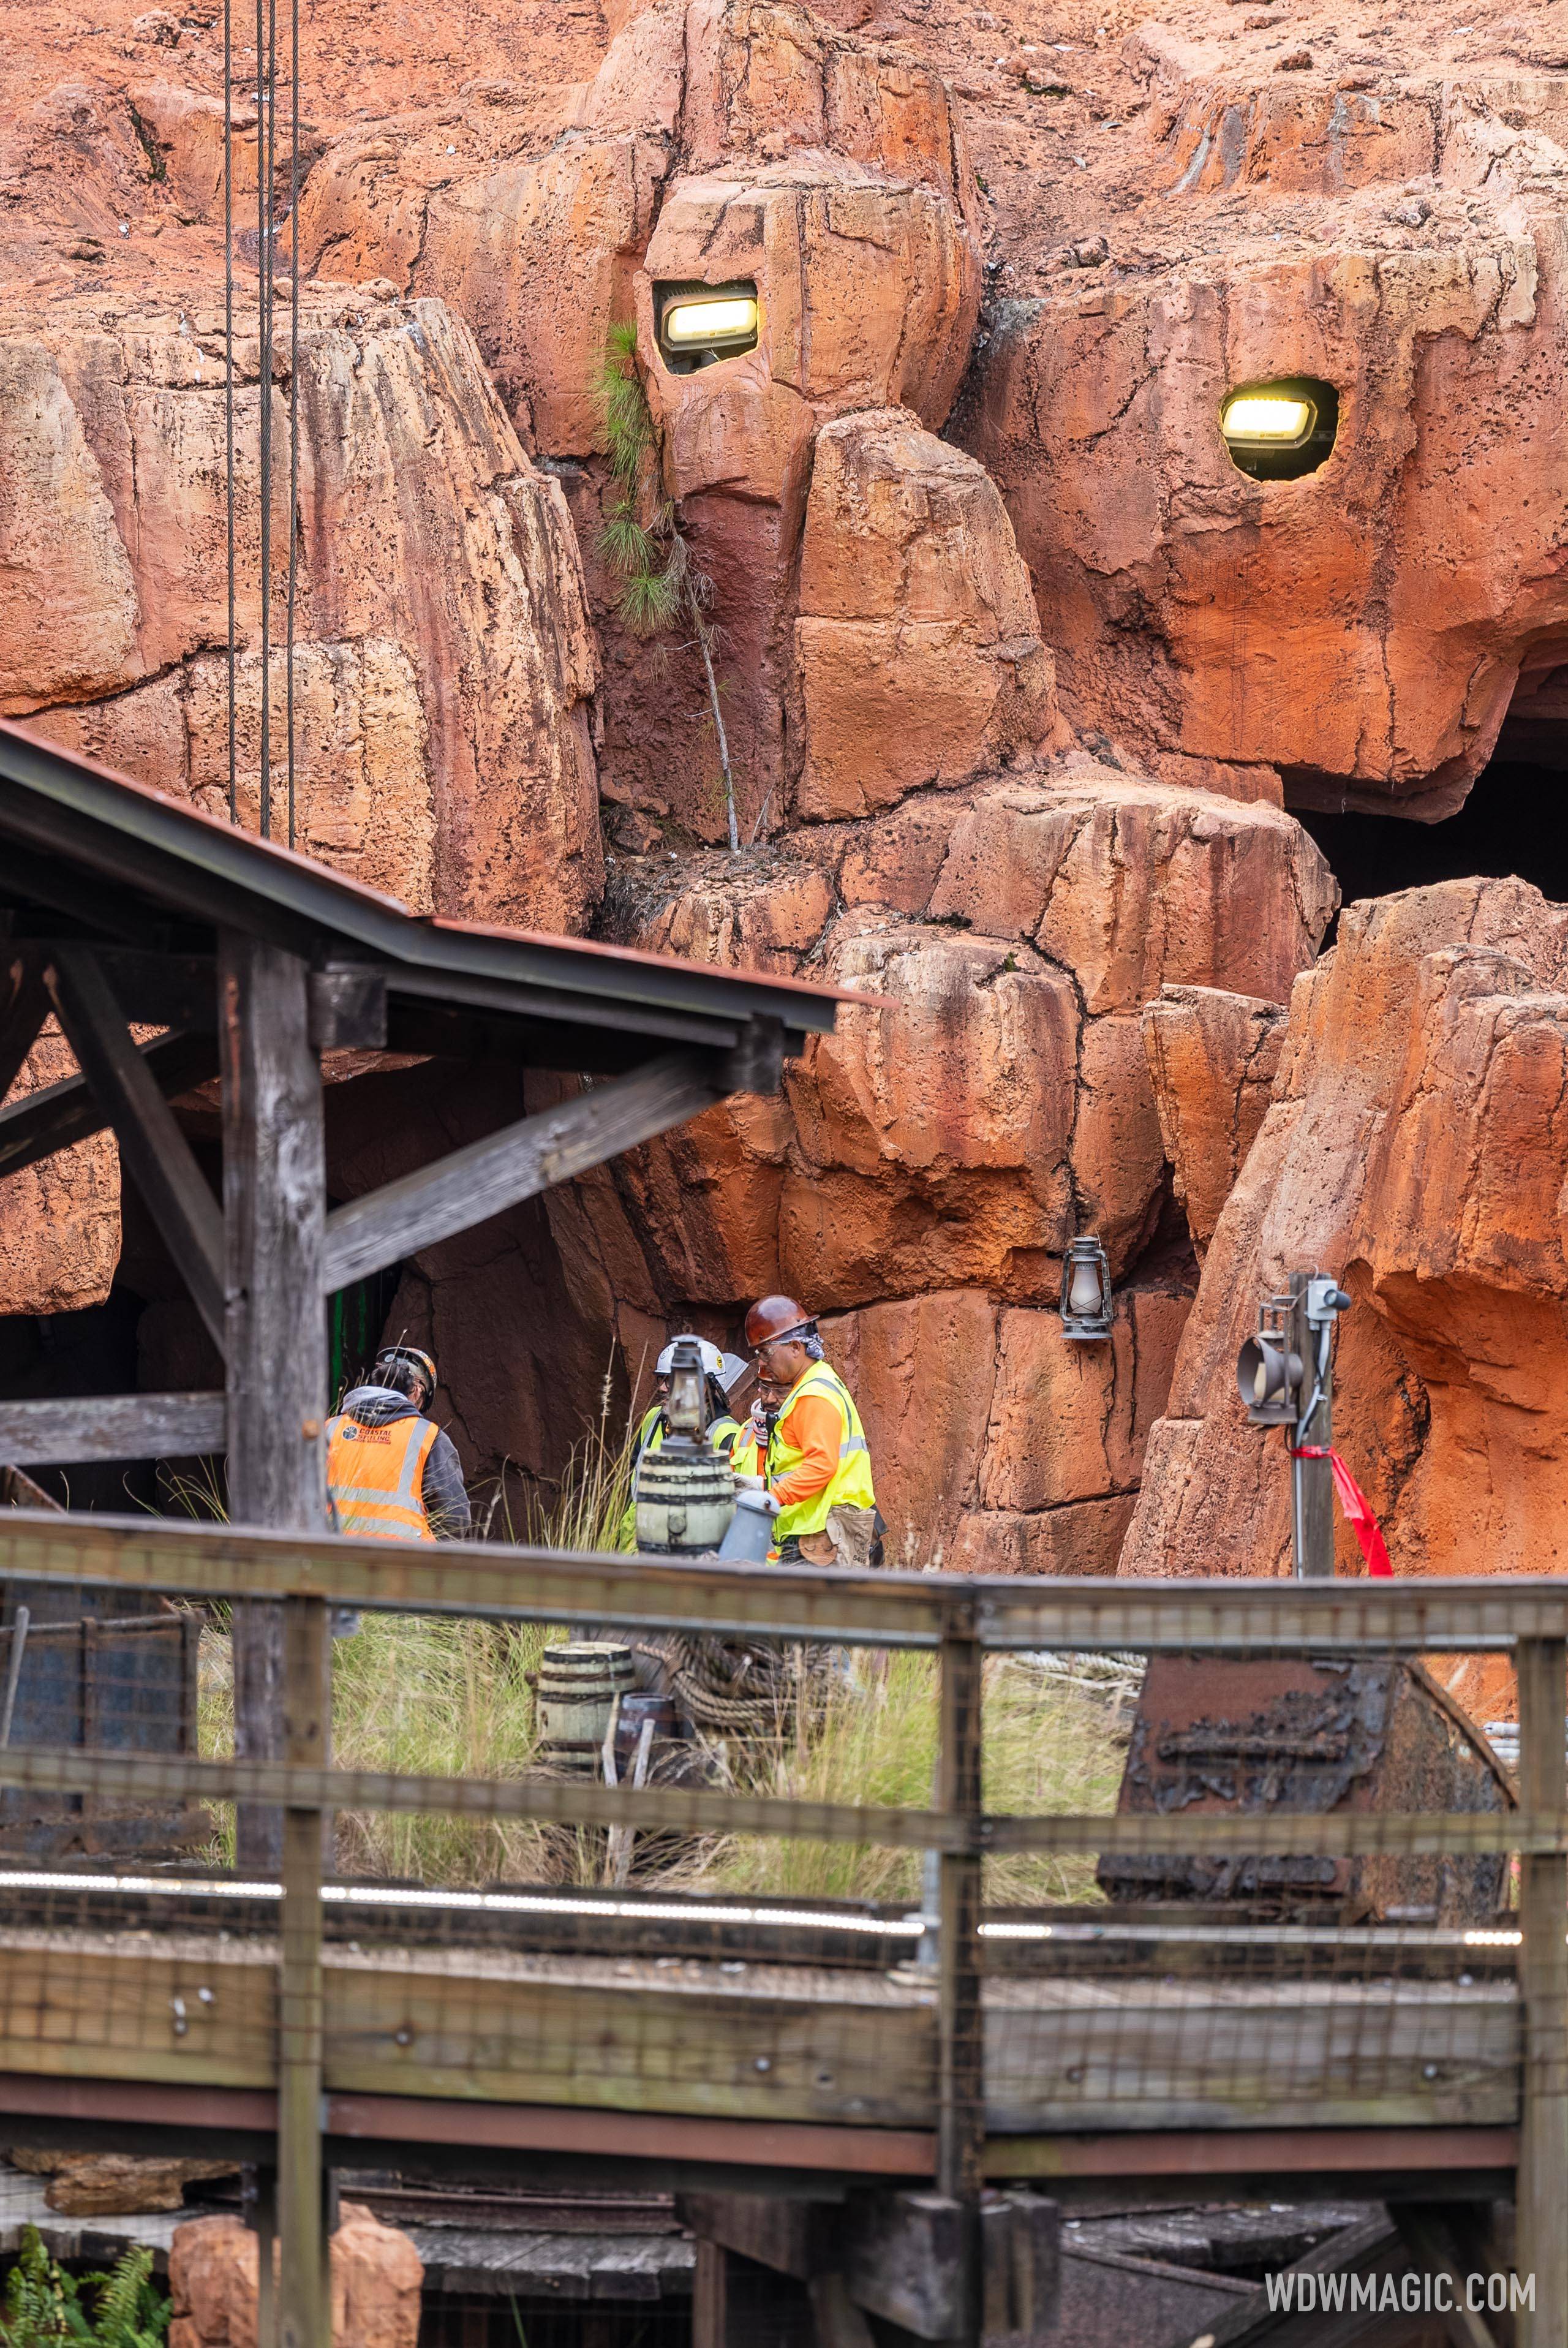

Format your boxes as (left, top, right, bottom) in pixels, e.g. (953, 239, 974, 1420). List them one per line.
(333, 1384, 472, 1539)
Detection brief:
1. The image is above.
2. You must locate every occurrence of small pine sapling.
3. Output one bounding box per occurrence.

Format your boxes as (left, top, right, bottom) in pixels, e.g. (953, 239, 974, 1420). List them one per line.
(594, 323, 740, 851)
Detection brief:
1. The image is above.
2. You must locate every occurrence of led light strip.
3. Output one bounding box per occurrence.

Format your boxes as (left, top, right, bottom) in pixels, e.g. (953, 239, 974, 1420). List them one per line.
(0, 1869, 1526, 1952)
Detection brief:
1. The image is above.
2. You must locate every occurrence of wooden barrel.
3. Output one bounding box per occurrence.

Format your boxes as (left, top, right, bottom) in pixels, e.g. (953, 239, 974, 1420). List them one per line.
(633, 1444, 736, 1553)
(537, 1641, 636, 1772)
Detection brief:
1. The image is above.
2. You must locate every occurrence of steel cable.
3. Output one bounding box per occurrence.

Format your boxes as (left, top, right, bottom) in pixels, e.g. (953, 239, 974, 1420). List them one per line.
(223, 0, 236, 823)
(255, 0, 274, 836)
(285, 0, 300, 850)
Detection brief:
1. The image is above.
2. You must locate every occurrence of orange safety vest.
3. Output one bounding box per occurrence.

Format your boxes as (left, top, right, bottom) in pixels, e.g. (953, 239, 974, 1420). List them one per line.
(326, 1412, 439, 1541)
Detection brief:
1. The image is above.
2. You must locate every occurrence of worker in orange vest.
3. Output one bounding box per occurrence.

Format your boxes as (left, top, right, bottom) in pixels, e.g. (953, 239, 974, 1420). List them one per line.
(326, 1345, 471, 1541)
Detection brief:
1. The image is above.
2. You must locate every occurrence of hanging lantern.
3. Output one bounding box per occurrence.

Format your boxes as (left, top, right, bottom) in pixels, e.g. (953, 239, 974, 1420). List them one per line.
(1236, 1293, 1305, 1425)
(1060, 1236, 1112, 1341)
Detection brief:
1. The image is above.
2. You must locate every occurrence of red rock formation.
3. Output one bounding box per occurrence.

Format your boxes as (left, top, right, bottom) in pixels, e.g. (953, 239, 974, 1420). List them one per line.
(1142, 986, 1286, 1258)
(0, 1018, 119, 1318)
(1127, 881, 1568, 1617)
(170, 2206, 421, 2348)
(594, 764, 1332, 1554)
(7, 293, 600, 932)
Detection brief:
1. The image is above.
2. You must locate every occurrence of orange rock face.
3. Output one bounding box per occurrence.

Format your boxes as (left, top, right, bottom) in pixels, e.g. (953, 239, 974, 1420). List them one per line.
(595, 764, 1332, 1553)
(1127, 880, 1568, 1598)
(7, 293, 600, 932)
(1142, 985, 1286, 1258)
(170, 2207, 421, 2348)
(7, 0, 1568, 1583)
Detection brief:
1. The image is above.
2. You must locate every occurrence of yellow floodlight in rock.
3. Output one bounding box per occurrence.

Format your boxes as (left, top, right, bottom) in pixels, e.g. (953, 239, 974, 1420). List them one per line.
(663, 295, 759, 347)
(1221, 391, 1314, 443)
(655, 279, 760, 373)
(1219, 376, 1339, 481)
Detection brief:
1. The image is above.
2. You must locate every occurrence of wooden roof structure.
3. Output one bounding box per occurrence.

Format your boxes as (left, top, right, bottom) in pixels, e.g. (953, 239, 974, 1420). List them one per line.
(0, 717, 846, 1860)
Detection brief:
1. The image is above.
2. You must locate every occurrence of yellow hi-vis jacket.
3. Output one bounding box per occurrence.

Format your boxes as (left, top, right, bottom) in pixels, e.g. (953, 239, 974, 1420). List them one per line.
(768, 1362, 875, 1544)
(327, 1411, 439, 1541)
(618, 1405, 743, 1549)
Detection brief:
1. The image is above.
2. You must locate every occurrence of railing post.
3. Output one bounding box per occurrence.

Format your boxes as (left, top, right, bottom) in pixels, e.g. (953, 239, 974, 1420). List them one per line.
(936, 1614, 985, 2348)
(278, 1595, 329, 2348)
(1517, 1634, 1568, 2348)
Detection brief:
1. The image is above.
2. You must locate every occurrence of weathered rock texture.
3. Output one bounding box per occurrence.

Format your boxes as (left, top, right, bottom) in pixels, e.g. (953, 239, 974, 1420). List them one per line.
(598, 765, 1333, 1552)
(170, 2206, 422, 2348)
(7, 2148, 237, 2215)
(0, 1018, 120, 1319)
(1142, 986, 1286, 1258)
(1127, 882, 1568, 1628)
(6, 293, 600, 931)
(7, 0, 1568, 1574)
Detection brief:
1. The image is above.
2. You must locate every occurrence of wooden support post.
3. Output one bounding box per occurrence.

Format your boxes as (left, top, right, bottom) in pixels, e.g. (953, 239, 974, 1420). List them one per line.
(1517, 1634, 1568, 2348)
(278, 1596, 328, 2348)
(935, 1617, 984, 2348)
(221, 934, 326, 1871)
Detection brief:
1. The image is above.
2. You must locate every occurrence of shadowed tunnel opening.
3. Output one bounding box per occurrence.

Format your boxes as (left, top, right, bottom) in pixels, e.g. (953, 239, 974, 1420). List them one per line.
(1297, 758, 1568, 943)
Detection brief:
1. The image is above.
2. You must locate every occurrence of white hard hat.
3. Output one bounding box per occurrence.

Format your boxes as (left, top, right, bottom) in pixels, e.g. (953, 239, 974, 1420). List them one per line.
(657, 1335, 723, 1378)
(717, 1352, 749, 1393)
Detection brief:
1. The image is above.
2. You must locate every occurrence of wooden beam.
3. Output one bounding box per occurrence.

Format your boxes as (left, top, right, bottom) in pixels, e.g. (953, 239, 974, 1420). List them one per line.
(0, 1393, 225, 1467)
(0, 1031, 219, 1183)
(219, 934, 327, 1876)
(45, 948, 225, 1349)
(321, 1047, 730, 1291)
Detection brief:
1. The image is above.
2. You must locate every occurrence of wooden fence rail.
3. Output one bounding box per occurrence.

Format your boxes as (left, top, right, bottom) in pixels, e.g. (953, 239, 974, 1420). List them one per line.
(0, 1512, 1562, 2346)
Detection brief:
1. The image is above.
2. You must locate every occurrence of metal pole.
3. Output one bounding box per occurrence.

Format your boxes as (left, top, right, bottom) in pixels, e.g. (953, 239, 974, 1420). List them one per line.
(278, 1595, 328, 2348)
(1289, 1271, 1335, 1580)
(936, 1616, 985, 2348)
(1517, 1634, 1568, 2348)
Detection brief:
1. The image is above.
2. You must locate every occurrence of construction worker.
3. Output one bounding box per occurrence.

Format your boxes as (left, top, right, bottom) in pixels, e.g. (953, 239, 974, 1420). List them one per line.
(620, 1337, 747, 1548)
(326, 1345, 471, 1541)
(743, 1296, 878, 1567)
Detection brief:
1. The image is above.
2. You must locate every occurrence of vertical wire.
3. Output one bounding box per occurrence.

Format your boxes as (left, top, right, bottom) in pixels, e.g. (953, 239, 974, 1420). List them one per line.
(285, 0, 301, 851)
(224, 0, 236, 823)
(256, 0, 274, 837)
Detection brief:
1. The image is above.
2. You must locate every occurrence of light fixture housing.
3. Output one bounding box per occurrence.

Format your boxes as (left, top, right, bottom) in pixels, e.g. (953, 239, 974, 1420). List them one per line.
(655, 281, 760, 375)
(1060, 1234, 1113, 1341)
(1236, 1294, 1305, 1425)
(1219, 377, 1339, 481)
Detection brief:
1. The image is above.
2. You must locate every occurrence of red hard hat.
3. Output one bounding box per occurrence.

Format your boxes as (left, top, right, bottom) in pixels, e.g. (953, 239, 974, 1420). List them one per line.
(745, 1294, 816, 1348)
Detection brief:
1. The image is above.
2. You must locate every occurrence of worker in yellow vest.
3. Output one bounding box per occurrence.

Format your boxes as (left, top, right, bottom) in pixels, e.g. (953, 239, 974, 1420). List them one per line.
(619, 1337, 747, 1548)
(326, 1346, 471, 1541)
(743, 1296, 879, 1567)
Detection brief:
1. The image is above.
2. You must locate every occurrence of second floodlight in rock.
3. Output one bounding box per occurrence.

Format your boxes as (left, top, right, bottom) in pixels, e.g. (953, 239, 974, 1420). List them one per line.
(1219, 378, 1338, 481)
(656, 281, 760, 373)
(1060, 1235, 1112, 1340)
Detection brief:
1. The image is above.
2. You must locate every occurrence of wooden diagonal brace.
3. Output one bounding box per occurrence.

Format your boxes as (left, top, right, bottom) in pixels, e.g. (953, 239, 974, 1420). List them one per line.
(0, 1030, 218, 1183)
(320, 1045, 734, 1292)
(46, 946, 227, 1353)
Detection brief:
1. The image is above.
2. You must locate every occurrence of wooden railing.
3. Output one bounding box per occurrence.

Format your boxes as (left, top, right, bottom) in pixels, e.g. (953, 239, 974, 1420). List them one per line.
(0, 1511, 1562, 2348)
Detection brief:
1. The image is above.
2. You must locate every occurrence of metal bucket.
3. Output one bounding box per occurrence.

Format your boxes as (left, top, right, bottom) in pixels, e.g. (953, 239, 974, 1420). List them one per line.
(634, 1443, 735, 1553)
(537, 1641, 636, 1772)
(716, 1488, 775, 1563)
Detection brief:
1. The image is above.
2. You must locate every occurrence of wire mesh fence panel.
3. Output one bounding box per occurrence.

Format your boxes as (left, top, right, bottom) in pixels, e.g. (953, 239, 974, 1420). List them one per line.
(1, 1519, 1564, 2341)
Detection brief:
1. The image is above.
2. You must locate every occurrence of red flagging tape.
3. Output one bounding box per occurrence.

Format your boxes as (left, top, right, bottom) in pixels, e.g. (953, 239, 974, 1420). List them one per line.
(1289, 1444, 1393, 1576)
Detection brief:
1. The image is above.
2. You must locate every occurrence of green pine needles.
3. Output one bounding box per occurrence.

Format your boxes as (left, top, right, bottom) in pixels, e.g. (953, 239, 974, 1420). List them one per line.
(0, 2231, 169, 2348)
(595, 323, 740, 851)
